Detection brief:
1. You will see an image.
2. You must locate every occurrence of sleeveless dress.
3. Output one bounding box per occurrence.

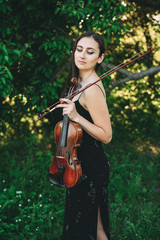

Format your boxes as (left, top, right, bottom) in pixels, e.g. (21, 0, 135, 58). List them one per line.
(61, 92, 110, 240)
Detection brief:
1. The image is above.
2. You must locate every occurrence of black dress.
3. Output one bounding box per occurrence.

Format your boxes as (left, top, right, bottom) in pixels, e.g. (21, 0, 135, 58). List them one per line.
(61, 99, 110, 240)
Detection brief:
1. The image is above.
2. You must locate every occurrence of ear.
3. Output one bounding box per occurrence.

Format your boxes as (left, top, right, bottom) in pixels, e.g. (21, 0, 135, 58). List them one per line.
(97, 53, 105, 64)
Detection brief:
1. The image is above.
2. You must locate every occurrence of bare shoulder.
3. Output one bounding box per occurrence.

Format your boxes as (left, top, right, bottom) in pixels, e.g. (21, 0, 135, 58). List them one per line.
(79, 82, 108, 113)
(84, 81, 106, 102)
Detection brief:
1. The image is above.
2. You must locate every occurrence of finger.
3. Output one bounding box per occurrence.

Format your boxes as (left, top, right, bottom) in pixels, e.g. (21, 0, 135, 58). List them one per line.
(62, 108, 71, 115)
(55, 103, 69, 109)
(62, 110, 68, 115)
(59, 98, 72, 104)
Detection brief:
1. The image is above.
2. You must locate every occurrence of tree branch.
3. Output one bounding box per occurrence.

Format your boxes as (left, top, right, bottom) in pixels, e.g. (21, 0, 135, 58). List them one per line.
(101, 62, 133, 77)
(102, 63, 160, 93)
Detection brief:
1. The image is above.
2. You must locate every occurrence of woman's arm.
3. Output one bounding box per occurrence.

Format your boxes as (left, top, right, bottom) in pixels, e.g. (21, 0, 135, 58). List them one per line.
(56, 84, 112, 144)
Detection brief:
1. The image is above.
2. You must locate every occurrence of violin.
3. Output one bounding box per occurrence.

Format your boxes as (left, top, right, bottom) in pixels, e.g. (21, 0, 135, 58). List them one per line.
(48, 82, 87, 188)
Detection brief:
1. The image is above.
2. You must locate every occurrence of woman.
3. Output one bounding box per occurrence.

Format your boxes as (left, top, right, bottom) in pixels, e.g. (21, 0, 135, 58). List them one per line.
(56, 31, 112, 240)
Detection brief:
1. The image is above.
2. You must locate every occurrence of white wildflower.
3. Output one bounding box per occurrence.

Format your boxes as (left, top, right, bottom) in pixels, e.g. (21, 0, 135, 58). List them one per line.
(16, 191, 22, 194)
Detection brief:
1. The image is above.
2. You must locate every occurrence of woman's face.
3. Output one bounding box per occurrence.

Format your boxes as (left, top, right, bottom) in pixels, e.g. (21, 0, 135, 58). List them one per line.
(74, 37, 104, 72)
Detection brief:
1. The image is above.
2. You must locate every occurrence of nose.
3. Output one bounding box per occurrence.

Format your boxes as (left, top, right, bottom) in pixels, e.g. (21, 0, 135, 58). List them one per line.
(80, 50, 85, 59)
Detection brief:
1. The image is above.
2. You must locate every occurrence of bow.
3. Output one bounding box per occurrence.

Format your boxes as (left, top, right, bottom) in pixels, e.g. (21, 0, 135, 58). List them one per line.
(36, 47, 152, 122)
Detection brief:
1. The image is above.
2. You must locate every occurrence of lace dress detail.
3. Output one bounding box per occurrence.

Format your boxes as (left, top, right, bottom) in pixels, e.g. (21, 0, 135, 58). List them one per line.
(61, 100, 110, 240)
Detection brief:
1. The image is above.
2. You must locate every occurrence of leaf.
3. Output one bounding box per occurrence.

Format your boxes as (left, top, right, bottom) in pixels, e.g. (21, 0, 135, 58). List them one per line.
(26, 52, 33, 58)
(6, 69, 13, 80)
(1, 91, 7, 98)
(13, 49, 21, 56)
(36, 151, 43, 157)
(2, 44, 8, 54)
(1, 77, 6, 85)
(4, 55, 9, 62)
(54, 7, 60, 15)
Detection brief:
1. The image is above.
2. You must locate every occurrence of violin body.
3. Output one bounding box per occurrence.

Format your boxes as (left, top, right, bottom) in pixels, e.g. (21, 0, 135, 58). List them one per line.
(49, 119, 83, 188)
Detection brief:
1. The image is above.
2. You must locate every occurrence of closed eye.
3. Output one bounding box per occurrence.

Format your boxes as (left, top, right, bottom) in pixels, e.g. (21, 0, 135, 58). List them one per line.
(76, 48, 94, 55)
(76, 48, 82, 52)
(87, 51, 94, 55)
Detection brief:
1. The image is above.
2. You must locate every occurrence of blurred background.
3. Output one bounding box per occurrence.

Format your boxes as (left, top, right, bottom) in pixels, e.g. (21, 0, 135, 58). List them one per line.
(0, 0, 160, 239)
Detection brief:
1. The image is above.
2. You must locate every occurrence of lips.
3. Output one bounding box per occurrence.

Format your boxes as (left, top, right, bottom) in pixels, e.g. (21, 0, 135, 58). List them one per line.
(78, 60, 86, 64)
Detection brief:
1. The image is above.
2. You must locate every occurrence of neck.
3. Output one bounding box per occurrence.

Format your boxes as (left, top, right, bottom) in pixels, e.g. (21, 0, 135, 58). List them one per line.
(79, 70, 96, 84)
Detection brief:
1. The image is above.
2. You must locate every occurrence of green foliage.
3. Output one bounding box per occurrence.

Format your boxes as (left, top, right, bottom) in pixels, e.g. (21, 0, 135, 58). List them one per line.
(0, 1, 160, 239)
(106, 142, 160, 239)
(0, 133, 160, 239)
(106, 77, 160, 143)
(0, 133, 65, 240)
(0, 0, 128, 138)
(106, 0, 160, 141)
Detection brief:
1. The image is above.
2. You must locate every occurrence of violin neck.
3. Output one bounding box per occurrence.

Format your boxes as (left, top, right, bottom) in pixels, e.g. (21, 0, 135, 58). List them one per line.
(59, 114, 69, 147)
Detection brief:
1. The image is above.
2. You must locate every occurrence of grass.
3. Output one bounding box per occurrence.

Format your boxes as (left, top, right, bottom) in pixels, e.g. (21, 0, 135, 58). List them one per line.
(0, 132, 160, 240)
(105, 139, 160, 239)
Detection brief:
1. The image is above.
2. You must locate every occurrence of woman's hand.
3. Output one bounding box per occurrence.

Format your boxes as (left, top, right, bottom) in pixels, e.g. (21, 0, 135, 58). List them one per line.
(56, 98, 79, 122)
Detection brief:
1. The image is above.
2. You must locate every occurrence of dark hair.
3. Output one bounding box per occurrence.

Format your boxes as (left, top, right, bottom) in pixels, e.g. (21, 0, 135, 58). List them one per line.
(68, 31, 105, 86)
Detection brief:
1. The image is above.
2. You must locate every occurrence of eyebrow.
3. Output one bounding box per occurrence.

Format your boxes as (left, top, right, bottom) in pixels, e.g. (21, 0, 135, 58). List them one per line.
(77, 45, 96, 51)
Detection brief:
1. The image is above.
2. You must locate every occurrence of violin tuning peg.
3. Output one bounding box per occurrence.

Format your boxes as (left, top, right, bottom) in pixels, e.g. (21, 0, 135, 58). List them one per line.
(77, 84, 82, 89)
(71, 77, 78, 84)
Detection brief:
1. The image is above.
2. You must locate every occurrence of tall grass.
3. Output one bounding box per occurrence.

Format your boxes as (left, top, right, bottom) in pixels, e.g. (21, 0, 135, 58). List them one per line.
(0, 133, 159, 239)
(106, 141, 160, 240)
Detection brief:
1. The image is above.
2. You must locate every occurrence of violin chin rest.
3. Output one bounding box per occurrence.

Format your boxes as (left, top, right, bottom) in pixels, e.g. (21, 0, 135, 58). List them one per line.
(48, 174, 66, 188)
